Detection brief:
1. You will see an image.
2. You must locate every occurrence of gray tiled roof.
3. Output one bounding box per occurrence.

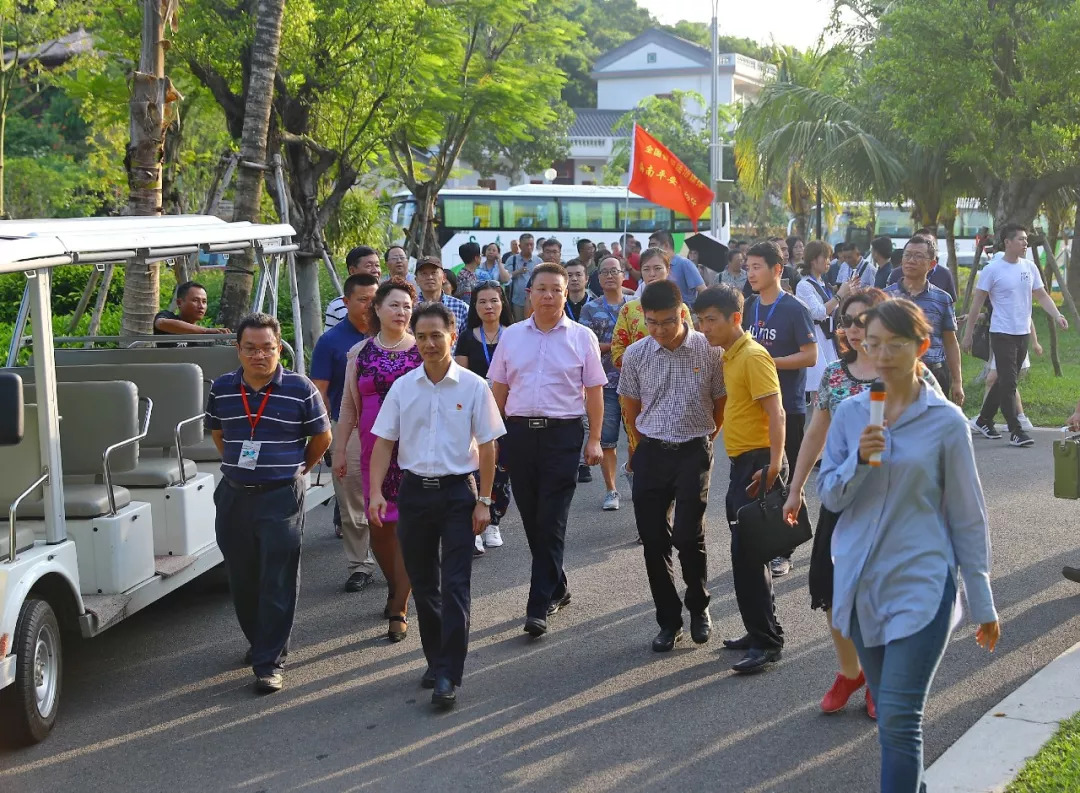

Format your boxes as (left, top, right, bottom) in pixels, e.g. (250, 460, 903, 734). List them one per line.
(568, 109, 629, 139)
(593, 29, 711, 72)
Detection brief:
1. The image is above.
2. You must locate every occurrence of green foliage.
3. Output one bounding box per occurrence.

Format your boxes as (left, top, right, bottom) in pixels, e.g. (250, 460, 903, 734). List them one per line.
(323, 188, 398, 262)
(459, 103, 573, 180)
(1006, 711, 1080, 792)
(603, 91, 715, 183)
(0, 266, 124, 323)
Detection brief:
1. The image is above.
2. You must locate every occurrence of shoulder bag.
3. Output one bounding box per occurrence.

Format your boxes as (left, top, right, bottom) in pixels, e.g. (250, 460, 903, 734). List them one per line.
(735, 468, 813, 564)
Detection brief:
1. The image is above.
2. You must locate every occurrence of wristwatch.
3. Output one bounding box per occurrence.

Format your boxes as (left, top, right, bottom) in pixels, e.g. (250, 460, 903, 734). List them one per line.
(477, 496, 494, 506)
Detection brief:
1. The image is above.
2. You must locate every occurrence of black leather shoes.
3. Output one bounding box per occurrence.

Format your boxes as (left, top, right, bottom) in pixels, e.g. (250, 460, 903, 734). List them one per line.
(431, 676, 456, 709)
(524, 617, 548, 637)
(652, 627, 684, 653)
(731, 647, 782, 674)
(420, 667, 436, 689)
(722, 634, 752, 650)
(690, 611, 712, 644)
(255, 673, 283, 693)
(547, 591, 572, 617)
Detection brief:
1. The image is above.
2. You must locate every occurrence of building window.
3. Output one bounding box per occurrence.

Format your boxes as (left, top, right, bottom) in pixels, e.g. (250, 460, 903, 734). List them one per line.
(646, 52, 657, 64)
(477, 178, 497, 190)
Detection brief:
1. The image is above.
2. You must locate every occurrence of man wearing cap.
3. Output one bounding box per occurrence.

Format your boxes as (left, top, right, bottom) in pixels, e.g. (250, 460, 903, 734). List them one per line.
(368, 301, 505, 709)
(415, 255, 469, 335)
(488, 262, 608, 638)
(205, 313, 332, 694)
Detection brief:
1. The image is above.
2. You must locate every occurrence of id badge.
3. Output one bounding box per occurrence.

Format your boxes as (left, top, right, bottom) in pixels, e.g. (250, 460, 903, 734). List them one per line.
(238, 439, 262, 469)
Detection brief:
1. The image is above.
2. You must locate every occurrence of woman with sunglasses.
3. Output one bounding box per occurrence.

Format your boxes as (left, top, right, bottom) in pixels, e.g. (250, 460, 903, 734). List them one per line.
(815, 298, 999, 793)
(783, 288, 944, 720)
(455, 281, 514, 554)
(610, 247, 693, 489)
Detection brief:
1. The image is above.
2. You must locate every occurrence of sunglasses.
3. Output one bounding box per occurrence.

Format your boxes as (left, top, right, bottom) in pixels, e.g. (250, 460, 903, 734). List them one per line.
(837, 312, 868, 329)
(476, 280, 503, 290)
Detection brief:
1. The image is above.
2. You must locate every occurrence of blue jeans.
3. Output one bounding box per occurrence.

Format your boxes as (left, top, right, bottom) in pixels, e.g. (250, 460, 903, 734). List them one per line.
(850, 573, 956, 793)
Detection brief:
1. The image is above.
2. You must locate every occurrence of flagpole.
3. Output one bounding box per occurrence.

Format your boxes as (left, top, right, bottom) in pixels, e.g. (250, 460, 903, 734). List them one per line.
(622, 121, 635, 256)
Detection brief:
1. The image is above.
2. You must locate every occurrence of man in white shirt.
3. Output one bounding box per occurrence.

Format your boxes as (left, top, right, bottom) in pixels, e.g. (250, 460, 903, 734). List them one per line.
(368, 301, 505, 710)
(324, 245, 383, 330)
(381, 245, 417, 285)
(962, 222, 1069, 446)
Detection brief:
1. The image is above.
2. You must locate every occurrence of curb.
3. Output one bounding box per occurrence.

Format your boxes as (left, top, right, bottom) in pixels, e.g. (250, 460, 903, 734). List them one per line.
(924, 639, 1080, 792)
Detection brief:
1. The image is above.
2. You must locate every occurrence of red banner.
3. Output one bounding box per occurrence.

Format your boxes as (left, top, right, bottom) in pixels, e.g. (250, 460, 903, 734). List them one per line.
(627, 125, 715, 231)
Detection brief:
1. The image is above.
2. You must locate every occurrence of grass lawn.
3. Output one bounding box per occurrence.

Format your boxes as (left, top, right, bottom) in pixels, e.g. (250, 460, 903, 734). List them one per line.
(958, 304, 1080, 429)
(1006, 712, 1080, 793)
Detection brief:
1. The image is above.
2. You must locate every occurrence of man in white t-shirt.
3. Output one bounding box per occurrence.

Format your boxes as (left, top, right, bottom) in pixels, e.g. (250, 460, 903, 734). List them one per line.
(962, 223, 1069, 447)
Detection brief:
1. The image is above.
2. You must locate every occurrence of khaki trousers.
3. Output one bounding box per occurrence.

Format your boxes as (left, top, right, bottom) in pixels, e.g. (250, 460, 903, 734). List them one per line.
(331, 420, 374, 574)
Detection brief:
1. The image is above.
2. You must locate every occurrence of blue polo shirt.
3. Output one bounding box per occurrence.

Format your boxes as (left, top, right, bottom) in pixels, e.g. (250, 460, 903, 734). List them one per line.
(310, 317, 366, 421)
(885, 280, 956, 366)
(205, 365, 330, 483)
(670, 254, 705, 306)
(741, 292, 817, 415)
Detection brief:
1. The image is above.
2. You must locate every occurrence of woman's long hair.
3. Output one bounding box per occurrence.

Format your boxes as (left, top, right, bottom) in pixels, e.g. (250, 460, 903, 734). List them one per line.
(466, 281, 513, 330)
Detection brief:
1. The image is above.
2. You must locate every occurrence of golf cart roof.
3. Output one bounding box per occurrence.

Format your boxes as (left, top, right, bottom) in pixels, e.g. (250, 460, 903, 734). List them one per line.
(0, 216, 296, 275)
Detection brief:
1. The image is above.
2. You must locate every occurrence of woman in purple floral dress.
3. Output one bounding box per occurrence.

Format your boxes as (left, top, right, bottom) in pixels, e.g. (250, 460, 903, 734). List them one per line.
(335, 279, 422, 641)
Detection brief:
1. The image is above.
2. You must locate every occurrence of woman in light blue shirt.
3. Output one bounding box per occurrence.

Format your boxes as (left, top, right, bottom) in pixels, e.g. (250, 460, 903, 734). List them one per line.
(819, 298, 1000, 793)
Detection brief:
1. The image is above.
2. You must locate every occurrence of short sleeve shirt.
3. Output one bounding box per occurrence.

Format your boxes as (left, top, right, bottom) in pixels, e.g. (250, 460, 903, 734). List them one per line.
(204, 365, 330, 483)
(977, 256, 1043, 335)
(741, 292, 817, 414)
(884, 281, 956, 365)
(579, 295, 628, 389)
(309, 317, 367, 421)
(153, 310, 185, 348)
(720, 333, 781, 458)
(417, 293, 469, 335)
(670, 254, 706, 306)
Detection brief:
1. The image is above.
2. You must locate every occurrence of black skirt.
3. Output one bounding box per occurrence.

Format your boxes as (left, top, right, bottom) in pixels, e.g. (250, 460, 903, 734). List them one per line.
(809, 505, 841, 611)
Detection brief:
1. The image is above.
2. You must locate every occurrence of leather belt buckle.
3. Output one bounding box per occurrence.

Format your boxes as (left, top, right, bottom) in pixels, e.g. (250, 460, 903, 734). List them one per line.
(660, 440, 681, 450)
(527, 418, 548, 429)
(420, 477, 441, 489)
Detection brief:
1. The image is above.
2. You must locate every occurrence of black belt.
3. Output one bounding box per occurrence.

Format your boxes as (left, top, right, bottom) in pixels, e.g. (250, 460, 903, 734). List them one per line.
(403, 471, 473, 490)
(223, 476, 299, 493)
(506, 416, 582, 429)
(640, 435, 708, 451)
(927, 361, 946, 371)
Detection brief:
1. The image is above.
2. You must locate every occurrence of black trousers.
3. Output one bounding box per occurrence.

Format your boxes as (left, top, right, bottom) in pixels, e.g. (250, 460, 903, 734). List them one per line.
(726, 449, 786, 650)
(928, 362, 951, 397)
(980, 332, 1029, 435)
(214, 478, 305, 676)
(504, 419, 584, 620)
(397, 474, 478, 686)
(784, 411, 805, 477)
(632, 436, 714, 630)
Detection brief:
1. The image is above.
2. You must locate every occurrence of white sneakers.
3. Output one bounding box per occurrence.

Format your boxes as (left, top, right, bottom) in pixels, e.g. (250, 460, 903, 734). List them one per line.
(1018, 413, 1034, 431)
(482, 525, 503, 548)
(603, 490, 621, 511)
(474, 534, 485, 556)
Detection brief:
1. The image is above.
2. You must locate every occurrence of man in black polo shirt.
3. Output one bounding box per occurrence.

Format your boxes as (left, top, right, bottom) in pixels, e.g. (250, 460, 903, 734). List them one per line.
(154, 281, 230, 346)
(205, 313, 332, 694)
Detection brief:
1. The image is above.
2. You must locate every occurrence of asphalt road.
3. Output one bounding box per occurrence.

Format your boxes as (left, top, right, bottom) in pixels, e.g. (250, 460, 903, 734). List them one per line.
(2, 427, 1080, 793)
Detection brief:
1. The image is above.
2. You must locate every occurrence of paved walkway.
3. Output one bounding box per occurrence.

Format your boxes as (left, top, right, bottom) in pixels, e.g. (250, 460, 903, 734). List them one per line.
(1, 428, 1078, 792)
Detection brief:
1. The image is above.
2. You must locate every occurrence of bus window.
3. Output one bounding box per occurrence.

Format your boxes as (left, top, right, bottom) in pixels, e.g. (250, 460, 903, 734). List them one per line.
(674, 206, 712, 232)
(874, 208, 915, 237)
(442, 197, 501, 229)
(391, 199, 416, 231)
(956, 209, 992, 237)
(618, 201, 672, 232)
(502, 198, 558, 230)
(560, 199, 617, 230)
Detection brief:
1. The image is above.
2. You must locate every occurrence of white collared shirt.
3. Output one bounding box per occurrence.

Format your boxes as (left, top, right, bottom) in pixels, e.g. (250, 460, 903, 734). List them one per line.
(370, 360, 506, 477)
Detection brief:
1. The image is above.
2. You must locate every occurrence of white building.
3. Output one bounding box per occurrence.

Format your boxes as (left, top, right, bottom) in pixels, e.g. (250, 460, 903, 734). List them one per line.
(444, 28, 776, 190)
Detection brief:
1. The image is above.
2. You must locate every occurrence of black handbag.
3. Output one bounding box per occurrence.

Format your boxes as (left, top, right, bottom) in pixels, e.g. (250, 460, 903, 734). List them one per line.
(735, 467, 813, 565)
(971, 318, 991, 361)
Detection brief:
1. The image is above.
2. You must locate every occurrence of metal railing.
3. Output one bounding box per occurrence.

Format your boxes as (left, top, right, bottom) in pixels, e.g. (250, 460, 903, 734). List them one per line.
(102, 397, 153, 516)
(173, 414, 204, 486)
(9, 468, 49, 563)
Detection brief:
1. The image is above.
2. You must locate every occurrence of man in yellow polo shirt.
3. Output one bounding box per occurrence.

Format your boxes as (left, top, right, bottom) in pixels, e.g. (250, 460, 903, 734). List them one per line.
(696, 285, 787, 674)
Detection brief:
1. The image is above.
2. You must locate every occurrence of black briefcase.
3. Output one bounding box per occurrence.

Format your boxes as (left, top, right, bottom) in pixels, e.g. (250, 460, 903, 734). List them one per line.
(735, 467, 813, 565)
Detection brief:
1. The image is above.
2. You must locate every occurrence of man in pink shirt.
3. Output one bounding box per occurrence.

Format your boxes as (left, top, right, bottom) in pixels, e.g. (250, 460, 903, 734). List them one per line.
(489, 262, 607, 637)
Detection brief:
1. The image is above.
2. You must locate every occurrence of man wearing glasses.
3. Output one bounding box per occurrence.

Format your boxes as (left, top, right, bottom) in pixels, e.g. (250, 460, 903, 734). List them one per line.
(619, 280, 726, 653)
(205, 313, 332, 694)
(885, 236, 964, 404)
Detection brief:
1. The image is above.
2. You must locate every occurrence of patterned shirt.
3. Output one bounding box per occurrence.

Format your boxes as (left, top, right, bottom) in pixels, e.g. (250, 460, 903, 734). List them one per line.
(579, 294, 628, 389)
(720, 269, 747, 291)
(418, 292, 469, 336)
(204, 365, 330, 483)
(884, 280, 956, 365)
(617, 327, 726, 443)
(816, 359, 941, 414)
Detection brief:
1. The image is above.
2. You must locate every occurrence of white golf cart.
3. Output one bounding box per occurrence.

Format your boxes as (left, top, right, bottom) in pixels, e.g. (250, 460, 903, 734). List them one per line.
(0, 216, 335, 744)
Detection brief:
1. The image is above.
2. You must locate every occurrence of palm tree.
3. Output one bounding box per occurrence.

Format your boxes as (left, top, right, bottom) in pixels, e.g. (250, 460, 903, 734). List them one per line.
(218, 0, 287, 329)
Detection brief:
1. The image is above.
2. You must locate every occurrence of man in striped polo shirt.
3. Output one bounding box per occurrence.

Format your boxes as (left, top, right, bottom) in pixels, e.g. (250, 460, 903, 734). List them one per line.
(205, 313, 332, 693)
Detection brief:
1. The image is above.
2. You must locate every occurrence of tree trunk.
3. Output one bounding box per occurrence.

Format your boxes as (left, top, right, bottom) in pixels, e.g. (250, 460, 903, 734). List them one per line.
(1070, 203, 1080, 305)
(1029, 239, 1062, 376)
(123, 0, 171, 337)
(406, 182, 442, 259)
(219, 0, 286, 329)
(960, 245, 983, 322)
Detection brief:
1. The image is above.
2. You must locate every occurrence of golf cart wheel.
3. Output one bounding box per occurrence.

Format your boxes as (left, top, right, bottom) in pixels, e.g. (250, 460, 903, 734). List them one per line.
(0, 597, 62, 744)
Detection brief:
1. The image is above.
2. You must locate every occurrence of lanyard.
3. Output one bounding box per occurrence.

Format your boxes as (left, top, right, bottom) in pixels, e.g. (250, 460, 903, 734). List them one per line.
(602, 297, 623, 325)
(479, 325, 500, 368)
(753, 292, 784, 329)
(239, 383, 273, 440)
(567, 297, 583, 322)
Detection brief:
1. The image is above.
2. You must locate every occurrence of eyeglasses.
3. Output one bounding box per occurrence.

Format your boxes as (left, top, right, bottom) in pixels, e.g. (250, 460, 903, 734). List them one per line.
(644, 318, 680, 329)
(598, 268, 623, 277)
(861, 340, 916, 356)
(901, 252, 931, 262)
(477, 280, 503, 289)
(837, 313, 868, 329)
(239, 345, 279, 358)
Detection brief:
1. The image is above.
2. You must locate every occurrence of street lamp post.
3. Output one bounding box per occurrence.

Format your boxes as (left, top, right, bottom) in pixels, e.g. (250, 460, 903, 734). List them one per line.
(709, 0, 729, 243)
